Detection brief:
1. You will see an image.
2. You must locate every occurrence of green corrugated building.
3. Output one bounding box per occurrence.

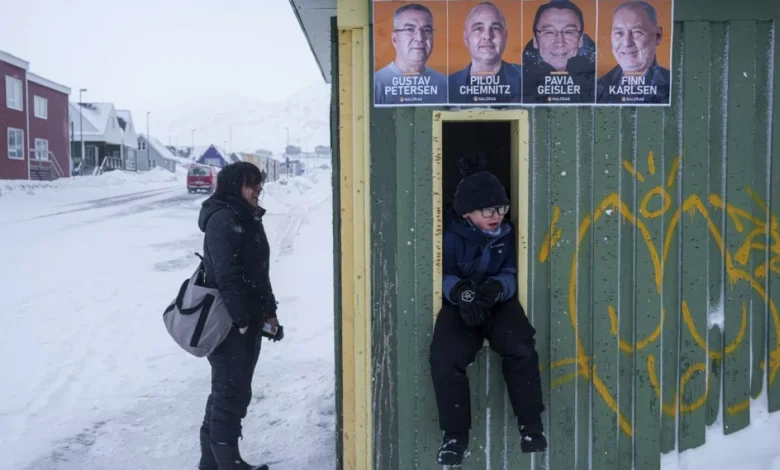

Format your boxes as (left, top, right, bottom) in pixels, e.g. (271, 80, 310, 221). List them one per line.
(286, 0, 780, 468)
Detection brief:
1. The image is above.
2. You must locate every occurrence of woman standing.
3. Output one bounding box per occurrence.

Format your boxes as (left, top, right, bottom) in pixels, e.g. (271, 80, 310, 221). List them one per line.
(196, 162, 281, 470)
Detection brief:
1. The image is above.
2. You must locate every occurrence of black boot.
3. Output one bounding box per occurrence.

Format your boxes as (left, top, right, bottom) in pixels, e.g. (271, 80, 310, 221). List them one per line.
(436, 432, 469, 467)
(519, 423, 547, 453)
(211, 442, 269, 470)
(199, 428, 219, 470)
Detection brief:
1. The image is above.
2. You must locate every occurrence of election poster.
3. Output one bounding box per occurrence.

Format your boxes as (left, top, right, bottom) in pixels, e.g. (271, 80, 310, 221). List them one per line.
(596, 0, 673, 104)
(521, 0, 597, 104)
(373, 0, 449, 105)
(371, 0, 674, 107)
(447, 0, 523, 105)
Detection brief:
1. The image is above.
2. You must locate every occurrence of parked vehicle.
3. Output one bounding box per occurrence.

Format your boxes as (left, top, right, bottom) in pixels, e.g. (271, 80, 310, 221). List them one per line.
(187, 165, 218, 193)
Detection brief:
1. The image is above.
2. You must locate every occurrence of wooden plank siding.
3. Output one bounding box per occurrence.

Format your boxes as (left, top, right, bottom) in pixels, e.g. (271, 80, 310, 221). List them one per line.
(331, 1, 780, 467)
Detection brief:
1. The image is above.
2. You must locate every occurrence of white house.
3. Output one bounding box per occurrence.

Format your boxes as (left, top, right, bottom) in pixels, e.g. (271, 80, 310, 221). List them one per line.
(69, 102, 125, 175)
(116, 110, 140, 171)
(137, 134, 180, 172)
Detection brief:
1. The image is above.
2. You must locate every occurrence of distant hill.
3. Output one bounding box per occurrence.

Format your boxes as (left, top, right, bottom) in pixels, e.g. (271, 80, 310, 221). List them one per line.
(147, 82, 331, 154)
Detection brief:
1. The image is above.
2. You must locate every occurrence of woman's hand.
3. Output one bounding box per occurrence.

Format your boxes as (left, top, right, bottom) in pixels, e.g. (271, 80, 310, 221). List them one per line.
(266, 317, 279, 334)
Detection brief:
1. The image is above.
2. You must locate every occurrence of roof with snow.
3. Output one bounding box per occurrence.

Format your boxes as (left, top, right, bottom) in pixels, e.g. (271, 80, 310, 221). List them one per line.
(139, 134, 189, 166)
(71, 103, 114, 135)
(191, 144, 228, 161)
(0, 49, 29, 70)
(27, 73, 70, 95)
(115, 110, 133, 129)
(196, 145, 229, 167)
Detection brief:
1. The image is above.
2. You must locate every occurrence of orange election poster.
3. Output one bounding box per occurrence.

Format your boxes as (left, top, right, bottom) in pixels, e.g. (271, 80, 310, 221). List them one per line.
(446, 0, 523, 104)
(596, 0, 673, 104)
(373, 0, 449, 106)
(371, 0, 674, 108)
(520, 0, 597, 104)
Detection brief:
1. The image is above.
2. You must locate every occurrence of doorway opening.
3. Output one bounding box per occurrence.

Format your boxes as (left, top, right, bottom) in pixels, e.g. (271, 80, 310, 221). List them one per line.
(441, 121, 513, 217)
(432, 110, 530, 322)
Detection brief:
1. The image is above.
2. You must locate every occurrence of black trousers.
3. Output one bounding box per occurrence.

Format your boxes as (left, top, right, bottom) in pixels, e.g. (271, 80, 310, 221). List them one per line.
(429, 298, 544, 433)
(201, 324, 262, 445)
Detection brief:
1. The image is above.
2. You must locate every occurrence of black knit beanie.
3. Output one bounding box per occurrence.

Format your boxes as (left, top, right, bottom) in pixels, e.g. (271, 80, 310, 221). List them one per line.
(452, 153, 510, 216)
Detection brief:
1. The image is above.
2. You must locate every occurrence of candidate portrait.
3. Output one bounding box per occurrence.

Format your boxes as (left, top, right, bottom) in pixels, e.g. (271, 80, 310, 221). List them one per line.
(374, 3, 448, 105)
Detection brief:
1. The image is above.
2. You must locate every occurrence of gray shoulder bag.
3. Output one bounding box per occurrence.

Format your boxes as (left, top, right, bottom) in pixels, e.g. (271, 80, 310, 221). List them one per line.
(162, 253, 233, 357)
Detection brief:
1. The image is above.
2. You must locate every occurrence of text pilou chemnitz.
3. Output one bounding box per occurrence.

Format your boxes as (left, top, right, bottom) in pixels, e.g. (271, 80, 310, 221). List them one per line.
(459, 74, 511, 95)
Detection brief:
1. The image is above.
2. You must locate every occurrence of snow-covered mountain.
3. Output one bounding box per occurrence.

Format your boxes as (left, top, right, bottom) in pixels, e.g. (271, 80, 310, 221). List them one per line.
(148, 82, 331, 155)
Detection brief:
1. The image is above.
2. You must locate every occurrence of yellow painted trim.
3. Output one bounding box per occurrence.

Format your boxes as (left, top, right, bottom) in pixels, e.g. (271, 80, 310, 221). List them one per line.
(432, 110, 531, 323)
(338, 28, 356, 470)
(362, 25, 373, 470)
(337, 24, 372, 470)
(338, 0, 369, 28)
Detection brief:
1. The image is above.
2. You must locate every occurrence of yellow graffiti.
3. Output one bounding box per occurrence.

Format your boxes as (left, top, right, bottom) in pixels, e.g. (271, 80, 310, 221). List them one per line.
(608, 306, 665, 353)
(539, 206, 563, 263)
(623, 160, 645, 182)
(682, 300, 748, 359)
(539, 151, 780, 436)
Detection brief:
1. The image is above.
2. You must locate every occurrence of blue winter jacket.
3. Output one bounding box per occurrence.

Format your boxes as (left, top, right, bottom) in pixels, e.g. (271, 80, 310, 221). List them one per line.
(442, 210, 517, 305)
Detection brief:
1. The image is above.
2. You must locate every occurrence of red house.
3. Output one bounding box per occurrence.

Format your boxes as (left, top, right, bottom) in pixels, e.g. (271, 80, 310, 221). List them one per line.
(0, 49, 71, 180)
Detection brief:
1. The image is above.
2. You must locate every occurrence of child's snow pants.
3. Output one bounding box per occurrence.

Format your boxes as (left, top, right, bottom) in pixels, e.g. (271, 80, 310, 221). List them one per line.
(429, 298, 545, 433)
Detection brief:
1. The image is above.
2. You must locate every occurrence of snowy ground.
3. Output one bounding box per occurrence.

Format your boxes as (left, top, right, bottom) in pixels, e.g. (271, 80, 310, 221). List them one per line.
(5, 167, 780, 470)
(0, 168, 336, 469)
(662, 395, 780, 470)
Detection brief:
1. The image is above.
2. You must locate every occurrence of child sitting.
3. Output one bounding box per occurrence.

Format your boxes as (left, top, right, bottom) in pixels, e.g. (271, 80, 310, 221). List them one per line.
(430, 153, 547, 467)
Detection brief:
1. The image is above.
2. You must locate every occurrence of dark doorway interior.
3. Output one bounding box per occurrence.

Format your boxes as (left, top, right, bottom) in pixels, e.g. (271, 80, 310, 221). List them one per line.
(441, 121, 513, 221)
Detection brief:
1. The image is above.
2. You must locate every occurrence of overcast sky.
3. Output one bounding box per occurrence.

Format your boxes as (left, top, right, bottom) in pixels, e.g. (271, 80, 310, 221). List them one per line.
(0, 0, 323, 144)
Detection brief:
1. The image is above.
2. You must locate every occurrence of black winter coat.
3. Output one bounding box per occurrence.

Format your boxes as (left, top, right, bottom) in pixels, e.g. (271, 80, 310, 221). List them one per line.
(198, 195, 277, 329)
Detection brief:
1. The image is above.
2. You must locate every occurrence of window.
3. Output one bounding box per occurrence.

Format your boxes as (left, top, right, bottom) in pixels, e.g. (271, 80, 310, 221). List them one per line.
(7, 128, 24, 160)
(139, 141, 146, 151)
(5, 76, 22, 111)
(34, 96, 47, 119)
(34, 138, 49, 160)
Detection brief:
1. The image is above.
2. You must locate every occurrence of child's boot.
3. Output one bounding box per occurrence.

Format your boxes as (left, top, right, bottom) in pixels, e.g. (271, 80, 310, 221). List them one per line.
(436, 432, 470, 466)
(519, 422, 547, 453)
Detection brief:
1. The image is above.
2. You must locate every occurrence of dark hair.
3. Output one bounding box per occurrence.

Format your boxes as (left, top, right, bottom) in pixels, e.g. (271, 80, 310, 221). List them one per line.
(533, 0, 584, 33)
(213, 161, 265, 200)
(394, 3, 433, 22)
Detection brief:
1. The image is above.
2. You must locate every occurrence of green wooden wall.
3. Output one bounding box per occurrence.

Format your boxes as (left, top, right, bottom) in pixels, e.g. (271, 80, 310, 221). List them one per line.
(364, 8, 780, 470)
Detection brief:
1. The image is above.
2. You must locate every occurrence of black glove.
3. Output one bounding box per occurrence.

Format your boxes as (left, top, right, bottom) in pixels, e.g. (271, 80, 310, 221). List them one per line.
(261, 322, 284, 342)
(272, 325, 284, 342)
(476, 279, 504, 308)
(451, 279, 488, 327)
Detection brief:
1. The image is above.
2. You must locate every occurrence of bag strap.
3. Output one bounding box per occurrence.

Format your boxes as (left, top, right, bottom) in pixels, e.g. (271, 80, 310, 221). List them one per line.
(175, 263, 214, 315)
(189, 294, 215, 347)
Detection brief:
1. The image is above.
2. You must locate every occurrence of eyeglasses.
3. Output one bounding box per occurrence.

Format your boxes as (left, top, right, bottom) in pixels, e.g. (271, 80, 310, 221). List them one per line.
(394, 26, 434, 36)
(535, 28, 581, 42)
(480, 205, 509, 218)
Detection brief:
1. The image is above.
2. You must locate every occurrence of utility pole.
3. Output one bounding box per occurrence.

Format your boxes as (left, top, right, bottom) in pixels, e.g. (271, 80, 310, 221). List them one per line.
(146, 112, 151, 169)
(285, 127, 290, 178)
(191, 129, 196, 160)
(229, 125, 233, 154)
(79, 88, 87, 172)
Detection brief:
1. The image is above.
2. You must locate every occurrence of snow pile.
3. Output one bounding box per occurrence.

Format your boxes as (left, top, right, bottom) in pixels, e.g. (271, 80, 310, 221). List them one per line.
(0, 167, 184, 198)
(662, 395, 780, 469)
(262, 167, 332, 214)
